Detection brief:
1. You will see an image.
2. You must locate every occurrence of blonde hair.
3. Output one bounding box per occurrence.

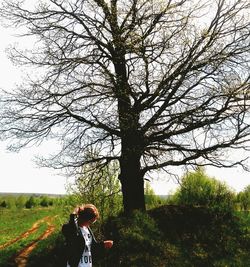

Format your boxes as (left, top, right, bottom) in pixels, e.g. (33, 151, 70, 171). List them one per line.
(77, 204, 99, 223)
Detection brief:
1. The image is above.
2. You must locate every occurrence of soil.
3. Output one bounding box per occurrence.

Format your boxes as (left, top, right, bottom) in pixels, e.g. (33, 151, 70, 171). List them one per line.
(1, 216, 56, 267)
(0, 218, 43, 250)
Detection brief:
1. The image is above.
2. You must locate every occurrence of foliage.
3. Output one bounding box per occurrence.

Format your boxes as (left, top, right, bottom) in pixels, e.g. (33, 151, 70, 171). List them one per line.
(0, 200, 7, 208)
(100, 210, 181, 267)
(144, 181, 167, 209)
(149, 205, 249, 266)
(0, 194, 63, 210)
(40, 196, 53, 207)
(237, 185, 250, 211)
(15, 195, 28, 209)
(1, 196, 17, 209)
(25, 196, 37, 209)
(97, 205, 250, 267)
(172, 168, 236, 211)
(67, 160, 123, 221)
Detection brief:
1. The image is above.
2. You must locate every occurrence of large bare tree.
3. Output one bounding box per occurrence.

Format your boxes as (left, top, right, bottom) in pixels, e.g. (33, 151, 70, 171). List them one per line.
(0, 0, 249, 213)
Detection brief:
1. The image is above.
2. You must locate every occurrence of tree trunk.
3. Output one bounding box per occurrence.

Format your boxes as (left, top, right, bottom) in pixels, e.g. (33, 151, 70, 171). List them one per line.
(113, 48, 145, 213)
(119, 136, 146, 214)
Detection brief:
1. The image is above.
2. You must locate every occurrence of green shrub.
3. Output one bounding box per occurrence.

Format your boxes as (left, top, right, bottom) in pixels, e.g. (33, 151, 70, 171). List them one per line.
(99, 210, 182, 267)
(25, 196, 36, 209)
(0, 200, 7, 208)
(173, 167, 236, 212)
(67, 161, 123, 221)
(149, 205, 244, 263)
(40, 196, 53, 207)
(144, 181, 167, 209)
(237, 185, 250, 211)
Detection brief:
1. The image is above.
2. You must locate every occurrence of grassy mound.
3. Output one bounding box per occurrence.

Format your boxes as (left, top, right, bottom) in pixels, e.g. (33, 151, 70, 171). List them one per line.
(148, 205, 249, 266)
(99, 205, 249, 267)
(12, 205, 249, 267)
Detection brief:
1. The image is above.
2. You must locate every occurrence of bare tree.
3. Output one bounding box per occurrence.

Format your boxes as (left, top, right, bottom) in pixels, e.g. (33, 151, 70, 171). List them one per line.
(0, 0, 249, 213)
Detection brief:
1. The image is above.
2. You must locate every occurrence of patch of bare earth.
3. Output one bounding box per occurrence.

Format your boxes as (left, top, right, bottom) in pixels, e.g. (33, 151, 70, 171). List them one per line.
(0, 219, 43, 250)
(5, 216, 56, 267)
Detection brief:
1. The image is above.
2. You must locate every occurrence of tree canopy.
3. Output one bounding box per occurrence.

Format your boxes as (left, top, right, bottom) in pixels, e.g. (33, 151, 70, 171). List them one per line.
(0, 0, 249, 212)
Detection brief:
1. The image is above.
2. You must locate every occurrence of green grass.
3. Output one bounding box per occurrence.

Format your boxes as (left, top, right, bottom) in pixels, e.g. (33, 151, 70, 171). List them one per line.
(0, 206, 249, 267)
(0, 221, 48, 267)
(0, 208, 58, 245)
(0, 207, 66, 267)
(26, 214, 66, 267)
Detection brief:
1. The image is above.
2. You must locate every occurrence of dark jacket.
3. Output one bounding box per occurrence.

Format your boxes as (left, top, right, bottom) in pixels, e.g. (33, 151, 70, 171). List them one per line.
(61, 214, 104, 267)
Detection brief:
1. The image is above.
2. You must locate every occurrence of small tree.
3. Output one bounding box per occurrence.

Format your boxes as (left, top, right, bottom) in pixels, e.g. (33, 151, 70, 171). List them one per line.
(15, 195, 28, 209)
(0, 200, 7, 208)
(5, 196, 16, 210)
(68, 159, 122, 220)
(237, 185, 250, 211)
(25, 196, 36, 209)
(144, 181, 165, 209)
(40, 196, 52, 207)
(174, 167, 236, 211)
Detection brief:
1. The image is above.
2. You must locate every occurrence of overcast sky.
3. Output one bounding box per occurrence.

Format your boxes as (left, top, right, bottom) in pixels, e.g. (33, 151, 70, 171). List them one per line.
(0, 1, 249, 195)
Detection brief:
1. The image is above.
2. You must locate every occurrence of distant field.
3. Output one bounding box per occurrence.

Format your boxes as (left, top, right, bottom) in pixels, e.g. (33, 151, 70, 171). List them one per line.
(0, 192, 66, 197)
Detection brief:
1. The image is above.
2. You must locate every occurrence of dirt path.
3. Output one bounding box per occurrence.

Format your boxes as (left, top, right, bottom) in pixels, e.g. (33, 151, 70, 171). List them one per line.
(14, 216, 56, 267)
(0, 217, 47, 250)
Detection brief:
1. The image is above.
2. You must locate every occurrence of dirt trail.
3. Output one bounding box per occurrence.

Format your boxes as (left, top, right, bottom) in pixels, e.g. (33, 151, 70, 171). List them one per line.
(0, 217, 46, 250)
(14, 216, 56, 267)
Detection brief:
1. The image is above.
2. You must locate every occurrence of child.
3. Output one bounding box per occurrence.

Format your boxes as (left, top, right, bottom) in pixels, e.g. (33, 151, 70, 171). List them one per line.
(62, 204, 113, 267)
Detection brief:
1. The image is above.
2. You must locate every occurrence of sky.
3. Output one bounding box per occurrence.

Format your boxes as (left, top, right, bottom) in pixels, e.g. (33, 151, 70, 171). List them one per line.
(0, 18, 69, 195)
(0, 2, 249, 196)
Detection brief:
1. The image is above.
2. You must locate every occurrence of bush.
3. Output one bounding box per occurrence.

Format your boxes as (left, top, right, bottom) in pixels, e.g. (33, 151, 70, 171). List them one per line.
(144, 181, 167, 209)
(99, 211, 182, 267)
(15, 195, 28, 209)
(237, 185, 250, 211)
(0, 200, 7, 208)
(67, 161, 123, 221)
(40, 196, 53, 207)
(25, 196, 36, 209)
(148, 204, 245, 265)
(173, 167, 236, 212)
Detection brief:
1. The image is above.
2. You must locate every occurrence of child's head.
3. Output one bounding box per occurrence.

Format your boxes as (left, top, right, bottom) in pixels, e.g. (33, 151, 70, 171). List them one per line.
(77, 204, 99, 225)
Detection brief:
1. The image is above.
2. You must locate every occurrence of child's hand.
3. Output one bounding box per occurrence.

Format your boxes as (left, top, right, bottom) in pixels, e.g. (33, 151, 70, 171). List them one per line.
(104, 240, 113, 249)
(72, 205, 83, 214)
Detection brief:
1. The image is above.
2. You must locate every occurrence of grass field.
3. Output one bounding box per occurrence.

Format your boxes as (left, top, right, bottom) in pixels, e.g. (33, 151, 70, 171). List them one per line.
(0, 207, 66, 267)
(0, 206, 250, 267)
